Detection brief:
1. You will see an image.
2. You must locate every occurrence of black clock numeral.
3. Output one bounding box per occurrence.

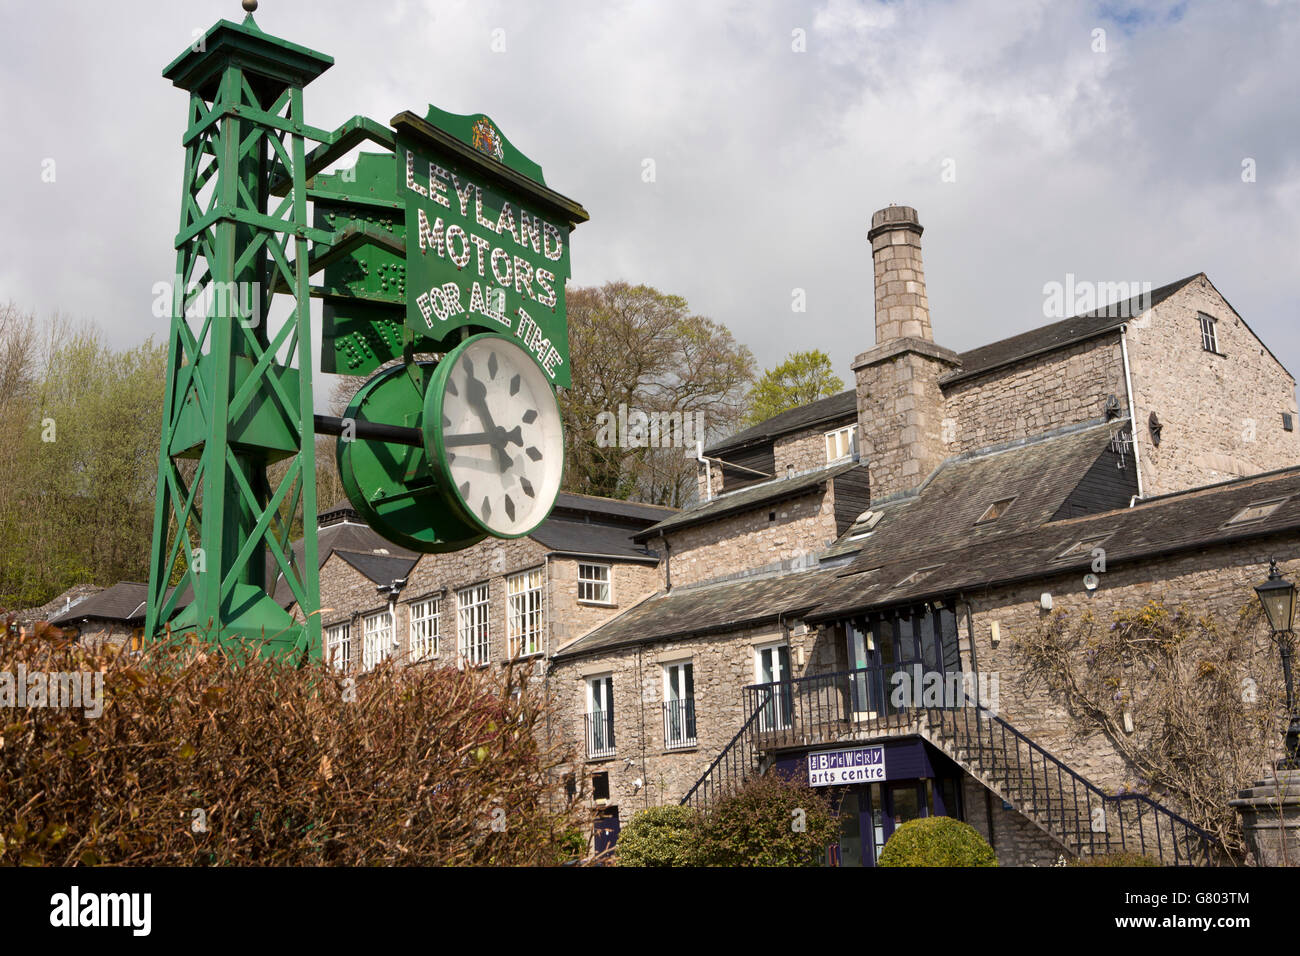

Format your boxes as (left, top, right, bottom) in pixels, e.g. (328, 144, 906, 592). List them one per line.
(459, 481, 471, 499)
(504, 495, 516, 521)
(487, 351, 498, 379)
(446, 377, 458, 397)
(525, 446, 542, 462)
(522, 409, 538, 424)
(509, 374, 520, 396)
(520, 477, 535, 498)
(481, 496, 492, 520)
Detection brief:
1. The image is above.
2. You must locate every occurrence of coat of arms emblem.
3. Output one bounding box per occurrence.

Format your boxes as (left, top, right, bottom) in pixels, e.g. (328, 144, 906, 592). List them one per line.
(471, 117, 505, 161)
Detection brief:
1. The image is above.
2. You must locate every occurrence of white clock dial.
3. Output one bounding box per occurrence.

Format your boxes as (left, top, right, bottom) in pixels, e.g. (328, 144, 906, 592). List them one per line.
(432, 335, 564, 537)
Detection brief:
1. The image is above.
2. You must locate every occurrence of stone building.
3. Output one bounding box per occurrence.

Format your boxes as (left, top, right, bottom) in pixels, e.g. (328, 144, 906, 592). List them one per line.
(549, 204, 1300, 865)
(284, 494, 672, 676)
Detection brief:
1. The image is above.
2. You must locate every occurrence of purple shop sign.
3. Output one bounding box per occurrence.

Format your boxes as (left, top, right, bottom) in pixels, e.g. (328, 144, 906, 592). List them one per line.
(807, 745, 886, 787)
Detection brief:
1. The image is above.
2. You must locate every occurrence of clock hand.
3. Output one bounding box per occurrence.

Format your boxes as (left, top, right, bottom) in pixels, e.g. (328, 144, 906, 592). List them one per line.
(463, 367, 512, 471)
(444, 432, 495, 447)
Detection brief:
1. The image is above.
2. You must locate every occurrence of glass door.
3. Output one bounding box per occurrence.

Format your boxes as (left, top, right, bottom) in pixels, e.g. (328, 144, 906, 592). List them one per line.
(756, 644, 792, 730)
(847, 621, 877, 721)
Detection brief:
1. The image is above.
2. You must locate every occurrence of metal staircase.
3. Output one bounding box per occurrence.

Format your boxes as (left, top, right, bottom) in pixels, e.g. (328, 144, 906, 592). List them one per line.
(680, 666, 1219, 866)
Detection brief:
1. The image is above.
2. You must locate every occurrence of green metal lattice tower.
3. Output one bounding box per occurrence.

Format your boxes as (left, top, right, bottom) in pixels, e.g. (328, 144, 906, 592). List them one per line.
(144, 7, 333, 659)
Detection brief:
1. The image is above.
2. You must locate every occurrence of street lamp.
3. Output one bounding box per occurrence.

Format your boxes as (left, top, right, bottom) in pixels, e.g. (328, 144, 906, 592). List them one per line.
(1255, 558, 1300, 770)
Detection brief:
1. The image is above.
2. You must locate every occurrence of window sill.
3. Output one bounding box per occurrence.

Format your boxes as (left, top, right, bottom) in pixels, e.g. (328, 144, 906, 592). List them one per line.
(663, 745, 698, 755)
(1203, 349, 1227, 358)
(503, 651, 545, 664)
(585, 754, 616, 764)
(577, 600, 617, 608)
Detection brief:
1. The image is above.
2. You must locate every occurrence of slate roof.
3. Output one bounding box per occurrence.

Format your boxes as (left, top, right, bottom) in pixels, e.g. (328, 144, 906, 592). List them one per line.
(827, 420, 1127, 559)
(13, 583, 104, 626)
(561, 420, 1165, 652)
(705, 390, 858, 457)
(551, 492, 677, 524)
(807, 464, 1300, 621)
(634, 461, 862, 541)
(531, 517, 661, 561)
(552, 565, 841, 660)
(48, 581, 150, 624)
(335, 549, 420, 585)
(943, 274, 1199, 385)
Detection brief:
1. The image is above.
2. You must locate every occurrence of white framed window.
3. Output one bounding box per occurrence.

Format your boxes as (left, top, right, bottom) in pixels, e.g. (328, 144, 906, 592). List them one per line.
(577, 562, 612, 604)
(457, 583, 491, 666)
(754, 642, 792, 731)
(326, 622, 351, 672)
(662, 661, 696, 749)
(361, 608, 394, 672)
(825, 424, 857, 463)
(507, 567, 545, 658)
(586, 674, 615, 758)
(409, 597, 440, 662)
(1199, 313, 1219, 353)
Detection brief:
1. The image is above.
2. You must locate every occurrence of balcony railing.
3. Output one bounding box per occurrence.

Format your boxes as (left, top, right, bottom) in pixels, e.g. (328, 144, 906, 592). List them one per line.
(663, 697, 697, 749)
(585, 709, 615, 759)
(745, 661, 933, 749)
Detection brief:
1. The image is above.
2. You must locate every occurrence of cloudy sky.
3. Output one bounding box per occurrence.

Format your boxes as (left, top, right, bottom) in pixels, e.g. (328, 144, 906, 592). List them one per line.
(1, 0, 1297, 402)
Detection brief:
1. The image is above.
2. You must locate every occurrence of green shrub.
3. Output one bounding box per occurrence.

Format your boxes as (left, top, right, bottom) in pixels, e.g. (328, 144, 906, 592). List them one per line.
(877, 816, 997, 867)
(1071, 851, 1160, 867)
(695, 771, 839, 867)
(614, 805, 701, 866)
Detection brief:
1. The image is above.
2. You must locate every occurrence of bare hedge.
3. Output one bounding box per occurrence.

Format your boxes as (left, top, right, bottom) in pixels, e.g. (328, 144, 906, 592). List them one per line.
(0, 617, 585, 865)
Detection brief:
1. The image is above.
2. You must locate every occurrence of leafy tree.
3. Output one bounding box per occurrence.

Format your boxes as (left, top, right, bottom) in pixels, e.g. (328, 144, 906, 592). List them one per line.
(742, 349, 844, 427)
(562, 281, 754, 507)
(0, 308, 166, 609)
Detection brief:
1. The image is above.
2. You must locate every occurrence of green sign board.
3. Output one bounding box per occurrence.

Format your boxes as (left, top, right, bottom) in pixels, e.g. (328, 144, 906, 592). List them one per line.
(394, 107, 585, 388)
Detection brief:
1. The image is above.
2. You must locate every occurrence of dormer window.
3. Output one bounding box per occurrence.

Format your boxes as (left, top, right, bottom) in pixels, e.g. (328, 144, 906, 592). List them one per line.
(825, 425, 857, 463)
(976, 496, 1016, 524)
(1198, 313, 1219, 354)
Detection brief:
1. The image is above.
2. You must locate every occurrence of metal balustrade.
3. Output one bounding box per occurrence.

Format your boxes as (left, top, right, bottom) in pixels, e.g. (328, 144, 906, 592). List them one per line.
(663, 697, 697, 749)
(680, 664, 1220, 865)
(585, 710, 615, 759)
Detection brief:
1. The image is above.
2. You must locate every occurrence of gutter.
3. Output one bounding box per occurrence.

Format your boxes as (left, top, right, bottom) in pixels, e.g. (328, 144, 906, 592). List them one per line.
(1119, 323, 1145, 501)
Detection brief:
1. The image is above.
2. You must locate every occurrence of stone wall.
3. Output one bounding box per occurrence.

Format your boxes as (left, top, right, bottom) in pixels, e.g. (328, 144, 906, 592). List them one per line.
(774, 420, 855, 476)
(1127, 277, 1299, 496)
(941, 336, 1128, 457)
(550, 618, 821, 828)
(313, 538, 660, 673)
(663, 489, 840, 587)
(965, 538, 1299, 799)
(961, 776, 1065, 866)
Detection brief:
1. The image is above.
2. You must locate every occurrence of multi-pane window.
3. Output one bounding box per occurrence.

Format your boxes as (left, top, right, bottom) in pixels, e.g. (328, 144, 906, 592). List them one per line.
(825, 424, 857, 462)
(361, 609, 394, 672)
(409, 597, 440, 662)
(457, 583, 491, 666)
(507, 567, 545, 657)
(586, 675, 615, 758)
(577, 563, 612, 604)
(663, 661, 697, 749)
(1199, 313, 1219, 353)
(326, 622, 351, 672)
(755, 643, 792, 731)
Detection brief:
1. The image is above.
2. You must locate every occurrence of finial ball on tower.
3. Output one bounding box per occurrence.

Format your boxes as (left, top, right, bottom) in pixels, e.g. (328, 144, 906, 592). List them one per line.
(242, 0, 258, 12)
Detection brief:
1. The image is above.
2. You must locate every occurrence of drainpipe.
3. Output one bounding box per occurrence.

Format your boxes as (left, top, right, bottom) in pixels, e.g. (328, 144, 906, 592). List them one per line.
(659, 532, 672, 592)
(1119, 324, 1145, 501)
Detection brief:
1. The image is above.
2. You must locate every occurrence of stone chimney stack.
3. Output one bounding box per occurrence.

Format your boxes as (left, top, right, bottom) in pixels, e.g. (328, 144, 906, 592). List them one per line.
(853, 205, 961, 502)
(869, 205, 933, 343)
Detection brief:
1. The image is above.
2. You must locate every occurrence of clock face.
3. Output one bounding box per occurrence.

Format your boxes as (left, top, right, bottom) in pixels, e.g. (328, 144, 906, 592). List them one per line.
(426, 334, 564, 538)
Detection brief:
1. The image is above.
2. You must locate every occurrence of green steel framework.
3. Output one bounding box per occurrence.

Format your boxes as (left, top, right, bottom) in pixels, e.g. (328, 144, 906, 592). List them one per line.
(145, 14, 346, 660)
